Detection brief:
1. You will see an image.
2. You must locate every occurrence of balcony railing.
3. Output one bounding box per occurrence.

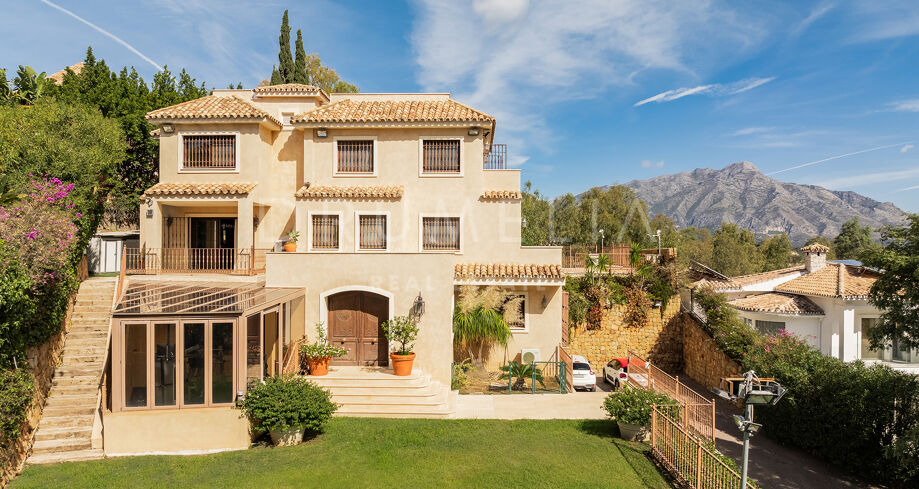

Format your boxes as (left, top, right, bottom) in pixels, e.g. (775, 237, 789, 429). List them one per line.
(125, 247, 269, 275)
(484, 143, 507, 170)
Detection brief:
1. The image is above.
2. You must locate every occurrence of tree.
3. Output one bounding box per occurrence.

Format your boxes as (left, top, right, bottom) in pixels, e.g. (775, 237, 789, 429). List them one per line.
(270, 65, 283, 85)
(521, 182, 551, 246)
(11, 66, 49, 105)
(452, 285, 519, 367)
(805, 236, 836, 260)
(834, 217, 878, 260)
(293, 29, 308, 84)
(677, 227, 713, 267)
(758, 233, 794, 272)
(277, 10, 294, 83)
(863, 214, 919, 350)
(711, 223, 762, 276)
(0, 69, 10, 103)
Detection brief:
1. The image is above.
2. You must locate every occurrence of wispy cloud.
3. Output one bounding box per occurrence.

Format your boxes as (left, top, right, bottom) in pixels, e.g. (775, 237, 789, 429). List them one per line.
(818, 167, 919, 189)
(730, 126, 775, 137)
(633, 77, 775, 107)
(767, 141, 912, 175)
(901, 144, 914, 153)
(886, 99, 919, 112)
(641, 160, 664, 168)
(39, 0, 162, 71)
(794, 2, 835, 35)
(897, 184, 919, 192)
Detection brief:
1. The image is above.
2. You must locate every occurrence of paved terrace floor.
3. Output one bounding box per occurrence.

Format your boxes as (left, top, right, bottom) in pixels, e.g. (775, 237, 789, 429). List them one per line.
(449, 390, 609, 419)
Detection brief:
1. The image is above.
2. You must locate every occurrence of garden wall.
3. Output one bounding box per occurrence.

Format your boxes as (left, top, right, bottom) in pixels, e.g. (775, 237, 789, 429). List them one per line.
(568, 295, 682, 372)
(681, 313, 741, 390)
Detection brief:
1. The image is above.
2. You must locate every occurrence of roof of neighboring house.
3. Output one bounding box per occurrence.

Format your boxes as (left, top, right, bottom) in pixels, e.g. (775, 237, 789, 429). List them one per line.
(728, 292, 825, 316)
(290, 98, 495, 125)
(800, 243, 831, 254)
(294, 184, 404, 199)
(252, 83, 330, 101)
(481, 190, 522, 200)
(454, 263, 564, 280)
(144, 182, 256, 196)
(691, 264, 805, 292)
(47, 62, 84, 84)
(145, 95, 282, 127)
(775, 262, 877, 299)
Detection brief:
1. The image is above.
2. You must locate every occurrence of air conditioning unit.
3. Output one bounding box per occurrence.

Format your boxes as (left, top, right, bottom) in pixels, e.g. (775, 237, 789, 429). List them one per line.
(521, 349, 541, 364)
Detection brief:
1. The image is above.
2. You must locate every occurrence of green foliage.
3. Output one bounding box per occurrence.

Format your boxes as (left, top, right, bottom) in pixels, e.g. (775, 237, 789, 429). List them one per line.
(520, 182, 551, 246)
(758, 233, 796, 271)
(293, 29, 308, 85)
(603, 385, 675, 426)
(271, 11, 358, 93)
(299, 323, 348, 359)
(382, 315, 419, 355)
(286, 229, 300, 244)
(0, 368, 34, 447)
(278, 10, 294, 83)
(451, 359, 473, 390)
(833, 217, 878, 260)
(863, 213, 919, 350)
(0, 69, 11, 103)
(453, 286, 514, 364)
(237, 374, 337, 433)
(692, 287, 763, 359)
(499, 362, 544, 390)
(270, 65, 283, 85)
(676, 227, 713, 268)
(711, 223, 762, 276)
(564, 262, 678, 330)
(12, 66, 49, 105)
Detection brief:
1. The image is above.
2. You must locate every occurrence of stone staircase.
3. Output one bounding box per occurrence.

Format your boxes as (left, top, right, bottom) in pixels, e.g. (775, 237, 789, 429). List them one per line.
(310, 366, 456, 418)
(28, 277, 116, 464)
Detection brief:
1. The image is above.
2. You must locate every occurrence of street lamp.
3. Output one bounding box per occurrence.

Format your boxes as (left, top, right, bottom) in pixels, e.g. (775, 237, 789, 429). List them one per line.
(648, 229, 662, 261)
(598, 229, 605, 253)
(712, 370, 785, 489)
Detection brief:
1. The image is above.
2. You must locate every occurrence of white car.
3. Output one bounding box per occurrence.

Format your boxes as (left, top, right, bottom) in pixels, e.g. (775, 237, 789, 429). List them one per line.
(602, 357, 648, 390)
(571, 355, 597, 392)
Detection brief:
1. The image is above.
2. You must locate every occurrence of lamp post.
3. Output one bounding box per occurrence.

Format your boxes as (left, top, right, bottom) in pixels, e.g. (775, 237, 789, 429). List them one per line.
(648, 229, 662, 262)
(598, 229, 604, 253)
(713, 370, 785, 489)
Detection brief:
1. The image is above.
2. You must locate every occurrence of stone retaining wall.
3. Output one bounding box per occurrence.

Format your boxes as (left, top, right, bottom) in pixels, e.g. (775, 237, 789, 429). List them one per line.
(681, 313, 742, 390)
(568, 295, 682, 372)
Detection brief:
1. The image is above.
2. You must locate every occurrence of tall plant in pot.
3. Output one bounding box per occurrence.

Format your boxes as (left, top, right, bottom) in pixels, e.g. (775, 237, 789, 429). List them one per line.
(300, 323, 348, 376)
(236, 375, 337, 446)
(284, 230, 299, 252)
(382, 315, 419, 376)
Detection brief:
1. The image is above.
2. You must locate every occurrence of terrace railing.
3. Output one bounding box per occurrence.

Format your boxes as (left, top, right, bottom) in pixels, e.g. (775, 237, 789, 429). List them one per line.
(484, 143, 507, 169)
(561, 245, 631, 269)
(125, 247, 269, 275)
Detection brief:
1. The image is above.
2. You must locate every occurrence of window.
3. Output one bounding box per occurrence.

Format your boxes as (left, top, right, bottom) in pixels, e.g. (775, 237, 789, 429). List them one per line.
(754, 320, 785, 336)
(311, 214, 340, 250)
(743, 317, 753, 328)
(212, 322, 234, 404)
(500, 294, 527, 330)
(124, 324, 147, 408)
(154, 323, 176, 406)
(422, 217, 460, 251)
(336, 140, 374, 174)
(182, 135, 236, 170)
(861, 318, 882, 361)
(358, 214, 388, 251)
(183, 323, 206, 405)
(421, 139, 461, 174)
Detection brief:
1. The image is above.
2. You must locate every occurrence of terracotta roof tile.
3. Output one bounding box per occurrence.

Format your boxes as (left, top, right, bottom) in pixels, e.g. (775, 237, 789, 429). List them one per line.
(800, 243, 830, 253)
(48, 62, 84, 85)
(144, 182, 255, 196)
(295, 184, 404, 199)
(692, 265, 805, 291)
(775, 263, 877, 299)
(253, 83, 324, 94)
(146, 95, 282, 126)
(455, 263, 564, 280)
(729, 292, 824, 316)
(291, 98, 495, 125)
(481, 190, 522, 200)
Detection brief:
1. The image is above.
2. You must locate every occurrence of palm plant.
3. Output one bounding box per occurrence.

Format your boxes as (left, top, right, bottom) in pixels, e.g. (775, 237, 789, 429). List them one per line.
(13, 65, 48, 105)
(499, 362, 545, 390)
(452, 285, 521, 367)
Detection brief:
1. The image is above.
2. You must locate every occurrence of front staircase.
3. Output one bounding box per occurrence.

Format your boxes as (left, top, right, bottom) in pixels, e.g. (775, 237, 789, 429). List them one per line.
(310, 366, 456, 418)
(28, 277, 116, 464)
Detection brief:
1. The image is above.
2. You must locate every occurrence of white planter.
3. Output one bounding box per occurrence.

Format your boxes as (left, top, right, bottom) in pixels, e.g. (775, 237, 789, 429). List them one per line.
(617, 421, 650, 441)
(269, 426, 305, 446)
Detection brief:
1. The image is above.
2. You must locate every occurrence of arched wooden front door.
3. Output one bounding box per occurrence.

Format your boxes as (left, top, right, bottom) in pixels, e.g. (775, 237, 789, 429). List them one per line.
(327, 291, 389, 366)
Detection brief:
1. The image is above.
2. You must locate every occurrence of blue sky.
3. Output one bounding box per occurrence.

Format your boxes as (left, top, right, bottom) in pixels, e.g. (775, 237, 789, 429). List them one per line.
(3, 0, 919, 211)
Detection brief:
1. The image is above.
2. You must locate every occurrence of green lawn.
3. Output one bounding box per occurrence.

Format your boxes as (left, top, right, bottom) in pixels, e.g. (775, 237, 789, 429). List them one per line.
(13, 418, 672, 489)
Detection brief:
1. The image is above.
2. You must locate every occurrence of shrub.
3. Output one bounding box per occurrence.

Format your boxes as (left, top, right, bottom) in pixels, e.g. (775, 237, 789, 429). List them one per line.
(237, 375, 337, 434)
(451, 359, 473, 390)
(0, 368, 34, 447)
(299, 323, 348, 359)
(499, 362, 544, 391)
(603, 385, 676, 426)
(382, 315, 419, 355)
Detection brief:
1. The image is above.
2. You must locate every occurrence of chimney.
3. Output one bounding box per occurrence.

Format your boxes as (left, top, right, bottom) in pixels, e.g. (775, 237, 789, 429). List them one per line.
(837, 264, 845, 296)
(800, 243, 829, 273)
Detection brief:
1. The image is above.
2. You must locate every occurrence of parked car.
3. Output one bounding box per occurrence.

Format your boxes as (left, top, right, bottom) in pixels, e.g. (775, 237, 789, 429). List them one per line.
(603, 357, 647, 390)
(571, 355, 596, 391)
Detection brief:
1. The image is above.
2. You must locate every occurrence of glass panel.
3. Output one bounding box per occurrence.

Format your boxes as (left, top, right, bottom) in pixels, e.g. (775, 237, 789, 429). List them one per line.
(124, 323, 147, 408)
(359, 215, 387, 250)
(893, 336, 912, 362)
(154, 323, 176, 406)
(263, 311, 279, 377)
(337, 140, 374, 173)
(861, 318, 882, 360)
(183, 323, 206, 405)
(311, 215, 340, 249)
(755, 320, 785, 336)
(212, 322, 234, 404)
(246, 314, 261, 384)
(422, 217, 460, 250)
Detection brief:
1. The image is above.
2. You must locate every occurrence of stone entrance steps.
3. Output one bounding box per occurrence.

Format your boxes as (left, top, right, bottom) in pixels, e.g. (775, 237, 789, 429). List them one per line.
(28, 277, 116, 465)
(309, 367, 455, 418)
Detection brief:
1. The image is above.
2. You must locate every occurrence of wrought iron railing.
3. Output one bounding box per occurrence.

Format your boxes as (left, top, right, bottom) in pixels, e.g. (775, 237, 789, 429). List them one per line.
(484, 143, 507, 169)
(124, 247, 269, 275)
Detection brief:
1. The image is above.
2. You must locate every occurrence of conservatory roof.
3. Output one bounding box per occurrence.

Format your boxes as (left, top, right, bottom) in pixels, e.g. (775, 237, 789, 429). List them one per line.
(113, 280, 303, 316)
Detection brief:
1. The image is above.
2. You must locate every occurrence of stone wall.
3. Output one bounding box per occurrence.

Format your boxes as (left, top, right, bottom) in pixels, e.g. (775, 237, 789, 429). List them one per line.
(681, 313, 742, 390)
(568, 295, 683, 372)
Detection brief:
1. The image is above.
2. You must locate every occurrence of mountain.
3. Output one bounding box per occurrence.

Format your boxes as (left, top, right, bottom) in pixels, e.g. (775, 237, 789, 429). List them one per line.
(623, 161, 906, 245)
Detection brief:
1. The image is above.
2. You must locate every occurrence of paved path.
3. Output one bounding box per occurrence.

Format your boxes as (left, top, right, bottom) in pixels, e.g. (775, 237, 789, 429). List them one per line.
(450, 390, 609, 419)
(677, 374, 876, 489)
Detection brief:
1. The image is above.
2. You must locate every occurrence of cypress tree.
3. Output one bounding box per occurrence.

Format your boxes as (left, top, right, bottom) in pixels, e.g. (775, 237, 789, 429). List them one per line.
(293, 29, 308, 84)
(278, 10, 294, 83)
(270, 65, 283, 85)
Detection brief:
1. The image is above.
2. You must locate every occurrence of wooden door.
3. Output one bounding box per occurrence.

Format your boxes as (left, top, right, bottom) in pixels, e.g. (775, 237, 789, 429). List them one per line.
(328, 291, 388, 366)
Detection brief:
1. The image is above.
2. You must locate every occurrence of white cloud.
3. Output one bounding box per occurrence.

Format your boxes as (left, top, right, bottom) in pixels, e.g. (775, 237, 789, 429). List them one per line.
(794, 2, 835, 35)
(641, 160, 664, 168)
(887, 99, 919, 112)
(633, 77, 775, 107)
(730, 126, 775, 136)
(818, 167, 919, 189)
(768, 141, 912, 175)
(901, 144, 914, 153)
(897, 184, 919, 192)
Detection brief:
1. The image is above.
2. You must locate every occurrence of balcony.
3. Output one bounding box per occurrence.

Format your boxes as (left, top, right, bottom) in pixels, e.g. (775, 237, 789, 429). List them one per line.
(484, 143, 507, 170)
(125, 247, 269, 275)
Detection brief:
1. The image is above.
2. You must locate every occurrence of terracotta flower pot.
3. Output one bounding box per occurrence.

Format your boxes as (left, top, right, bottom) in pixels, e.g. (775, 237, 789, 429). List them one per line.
(307, 356, 331, 376)
(390, 352, 416, 376)
(284, 242, 297, 252)
(617, 421, 650, 442)
(269, 426, 305, 446)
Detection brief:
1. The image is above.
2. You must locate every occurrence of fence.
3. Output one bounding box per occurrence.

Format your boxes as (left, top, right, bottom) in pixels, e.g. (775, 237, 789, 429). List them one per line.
(124, 247, 269, 275)
(557, 345, 574, 393)
(627, 351, 715, 442)
(652, 405, 754, 489)
(562, 245, 631, 269)
(505, 361, 567, 394)
(484, 143, 507, 169)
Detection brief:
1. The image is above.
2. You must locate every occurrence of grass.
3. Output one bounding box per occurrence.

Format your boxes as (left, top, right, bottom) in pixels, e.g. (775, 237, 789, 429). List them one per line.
(13, 418, 672, 489)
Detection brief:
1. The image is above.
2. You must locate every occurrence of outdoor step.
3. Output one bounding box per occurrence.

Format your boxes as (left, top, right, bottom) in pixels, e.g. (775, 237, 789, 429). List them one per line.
(64, 335, 108, 344)
(47, 385, 98, 397)
(34, 426, 93, 442)
(35, 414, 94, 430)
(65, 331, 109, 339)
(62, 347, 108, 357)
(74, 299, 113, 306)
(61, 354, 106, 364)
(31, 436, 92, 454)
(42, 404, 96, 417)
(332, 393, 448, 405)
(309, 377, 430, 389)
(55, 364, 104, 375)
(27, 448, 103, 465)
(52, 375, 99, 386)
(44, 395, 97, 408)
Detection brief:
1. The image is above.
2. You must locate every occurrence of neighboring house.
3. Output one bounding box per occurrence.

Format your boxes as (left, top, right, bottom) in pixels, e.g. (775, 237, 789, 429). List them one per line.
(86, 230, 138, 274)
(98, 84, 563, 453)
(689, 244, 917, 374)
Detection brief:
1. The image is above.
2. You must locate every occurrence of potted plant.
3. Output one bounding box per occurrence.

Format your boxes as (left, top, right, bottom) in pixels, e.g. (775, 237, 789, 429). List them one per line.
(382, 315, 419, 376)
(236, 375, 337, 446)
(284, 230, 299, 252)
(299, 323, 348, 376)
(603, 385, 676, 441)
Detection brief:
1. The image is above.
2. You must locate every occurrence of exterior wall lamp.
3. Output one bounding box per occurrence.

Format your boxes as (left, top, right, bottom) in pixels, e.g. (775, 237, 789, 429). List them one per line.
(315, 128, 328, 138)
(467, 127, 480, 136)
(411, 292, 425, 319)
(162, 123, 175, 134)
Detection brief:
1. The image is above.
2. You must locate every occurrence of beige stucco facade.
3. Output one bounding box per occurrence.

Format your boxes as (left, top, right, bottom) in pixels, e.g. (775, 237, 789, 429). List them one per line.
(104, 407, 250, 456)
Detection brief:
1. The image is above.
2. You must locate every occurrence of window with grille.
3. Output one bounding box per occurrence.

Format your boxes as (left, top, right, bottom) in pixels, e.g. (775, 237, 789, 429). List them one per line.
(311, 215, 339, 250)
(501, 294, 526, 330)
(182, 135, 236, 170)
(422, 217, 460, 251)
(359, 215, 387, 250)
(337, 140, 374, 173)
(422, 139, 461, 173)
